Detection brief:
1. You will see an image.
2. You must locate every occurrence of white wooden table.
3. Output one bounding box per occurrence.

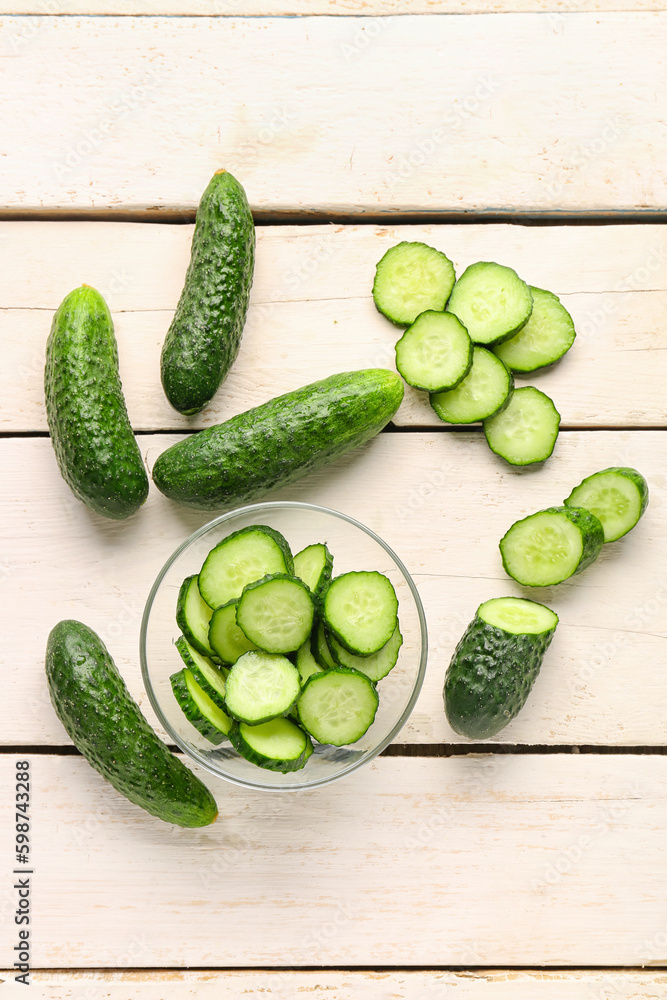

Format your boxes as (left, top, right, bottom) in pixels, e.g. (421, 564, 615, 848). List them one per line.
(1, 4, 666, 997)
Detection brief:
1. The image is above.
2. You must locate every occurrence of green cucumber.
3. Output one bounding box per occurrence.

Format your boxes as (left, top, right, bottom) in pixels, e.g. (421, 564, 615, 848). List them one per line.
(430, 346, 513, 424)
(174, 636, 228, 710)
(160, 170, 255, 415)
(493, 286, 576, 373)
(297, 668, 379, 746)
(45, 621, 217, 827)
(229, 717, 313, 772)
(500, 505, 605, 586)
(395, 311, 473, 392)
(444, 597, 558, 739)
(446, 261, 533, 346)
(329, 623, 403, 682)
(564, 467, 649, 542)
(373, 241, 456, 326)
(199, 525, 293, 609)
(170, 668, 233, 744)
(296, 640, 325, 686)
(483, 386, 561, 466)
(176, 575, 215, 658)
(224, 650, 300, 726)
(312, 620, 338, 670)
(152, 369, 404, 511)
(208, 599, 258, 664)
(323, 571, 398, 656)
(236, 574, 315, 654)
(293, 543, 334, 600)
(44, 285, 149, 520)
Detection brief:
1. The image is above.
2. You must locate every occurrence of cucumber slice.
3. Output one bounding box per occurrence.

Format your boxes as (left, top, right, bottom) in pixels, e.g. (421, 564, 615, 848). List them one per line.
(224, 650, 300, 725)
(199, 525, 293, 609)
(230, 718, 313, 772)
(297, 668, 379, 746)
(170, 668, 233, 744)
(236, 574, 315, 654)
(564, 466, 649, 543)
(293, 542, 333, 599)
(493, 286, 575, 374)
(499, 505, 605, 586)
(444, 597, 558, 739)
(446, 261, 533, 346)
(373, 241, 456, 326)
(296, 639, 325, 686)
(312, 620, 338, 670)
(323, 571, 398, 657)
(329, 623, 403, 682)
(430, 346, 513, 424)
(208, 599, 258, 664)
(174, 635, 228, 710)
(395, 311, 473, 392)
(176, 575, 215, 658)
(483, 386, 560, 466)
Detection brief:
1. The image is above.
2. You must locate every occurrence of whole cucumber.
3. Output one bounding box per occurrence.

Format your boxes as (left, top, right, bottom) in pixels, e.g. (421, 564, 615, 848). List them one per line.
(44, 285, 149, 520)
(160, 169, 255, 415)
(152, 369, 404, 510)
(46, 620, 218, 827)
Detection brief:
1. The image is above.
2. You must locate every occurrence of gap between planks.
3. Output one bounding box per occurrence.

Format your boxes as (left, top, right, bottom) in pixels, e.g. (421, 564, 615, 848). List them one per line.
(2, 745, 665, 755)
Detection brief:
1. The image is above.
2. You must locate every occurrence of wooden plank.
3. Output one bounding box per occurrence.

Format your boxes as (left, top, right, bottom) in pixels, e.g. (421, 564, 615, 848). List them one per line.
(2, 969, 666, 998)
(1, 15, 665, 215)
(2, 221, 666, 432)
(1, 754, 666, 967)
(3, 1, 666, 14)
(2, 432, 665, 747)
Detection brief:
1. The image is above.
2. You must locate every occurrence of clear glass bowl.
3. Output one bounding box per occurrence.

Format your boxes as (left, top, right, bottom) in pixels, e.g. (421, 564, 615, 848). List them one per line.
(140, 501, 428, 792)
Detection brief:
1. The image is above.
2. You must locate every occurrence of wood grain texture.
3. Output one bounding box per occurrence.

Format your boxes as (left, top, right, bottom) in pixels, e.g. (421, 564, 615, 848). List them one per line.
(0, 14, 664, 214)
(3, 432, 664, 747)
(1, 754, 667, 967)
(2, 969, 666, 998)
(3, 1, 666, 13)
(3, 221, 666, 432)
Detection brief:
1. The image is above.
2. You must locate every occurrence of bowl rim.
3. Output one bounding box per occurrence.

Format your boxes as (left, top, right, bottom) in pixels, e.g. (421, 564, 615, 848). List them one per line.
(140, 500, 428, 792)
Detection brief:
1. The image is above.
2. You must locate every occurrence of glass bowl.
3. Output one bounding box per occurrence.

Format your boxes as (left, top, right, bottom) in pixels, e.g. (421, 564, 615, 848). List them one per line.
(140, 501, 428, 792)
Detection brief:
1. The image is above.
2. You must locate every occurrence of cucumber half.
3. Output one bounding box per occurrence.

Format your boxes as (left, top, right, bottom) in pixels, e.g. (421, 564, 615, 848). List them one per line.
(224, 650, 300, 726)
(236, 574, 315, 654)
(395, 311, 473, 393)
(446, 261, 533, 346)
(430, 346, 513, 424)
(373, 241, 456, 326)
(564, 467, 649, 542)
(175, 636, 228, 710)
(297, 668, 379, 746)
(170, 668, 233, 744)
(493, 286, 576, 374)
(230, 717, 313, 772)
(293, 542, 333, 599)
(323, 571, 398, 656)
(444, 596, 558, 739)
(329, 623, 403, 682)
(500, 505, 605, 586)
(484, 386, 561, 466)
(199, 525, 293, 609)
(176, 575, 215, 658)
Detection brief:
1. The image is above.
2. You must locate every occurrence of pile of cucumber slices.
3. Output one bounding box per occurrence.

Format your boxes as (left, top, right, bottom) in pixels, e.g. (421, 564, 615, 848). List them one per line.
(170, 524, 403, 772)
(373, 242, 576, 466)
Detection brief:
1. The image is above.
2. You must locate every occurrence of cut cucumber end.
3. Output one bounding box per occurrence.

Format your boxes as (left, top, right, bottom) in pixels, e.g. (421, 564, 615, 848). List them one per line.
(430, 345, 513, 424)
(493, 286, 576, 373)
(373, 241, 456, 326)
(395, 310, 472, 392)
(477, 597, 558, 634)
(446, 261, 533, 346)
(500, 506, 604, 586)
(564, 467, 649, 542)
(484, 386, 560, 466)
